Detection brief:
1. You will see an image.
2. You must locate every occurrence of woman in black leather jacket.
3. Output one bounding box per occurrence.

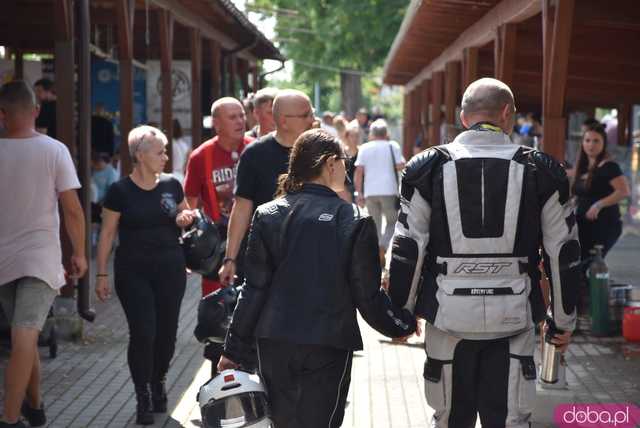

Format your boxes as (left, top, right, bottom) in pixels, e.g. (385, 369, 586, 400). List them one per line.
(218, 129, 416, 428)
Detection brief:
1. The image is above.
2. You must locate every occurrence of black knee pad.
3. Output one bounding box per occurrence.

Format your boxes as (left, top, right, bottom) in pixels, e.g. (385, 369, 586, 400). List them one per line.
(559, 239, 581, 315)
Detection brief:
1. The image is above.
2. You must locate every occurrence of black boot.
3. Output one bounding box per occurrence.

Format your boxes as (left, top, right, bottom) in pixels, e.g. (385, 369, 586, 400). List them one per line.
(135, 384, 154, 425)
(21, 400, 46, 427)
(151, 378, 168, 413)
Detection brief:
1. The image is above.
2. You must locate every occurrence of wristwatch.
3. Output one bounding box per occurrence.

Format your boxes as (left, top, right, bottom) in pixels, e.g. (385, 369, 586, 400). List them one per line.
(222, 257, 236, 265)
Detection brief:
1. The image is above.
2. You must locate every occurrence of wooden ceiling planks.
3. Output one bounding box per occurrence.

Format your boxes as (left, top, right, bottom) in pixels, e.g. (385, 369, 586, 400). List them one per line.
(384, 0, 499, 85)
(386, 0, 640, 112)
(1, 0, 282, 62)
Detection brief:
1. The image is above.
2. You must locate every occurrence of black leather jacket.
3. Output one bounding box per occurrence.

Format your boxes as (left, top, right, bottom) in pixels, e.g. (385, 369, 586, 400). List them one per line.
(224, 183, 416, 365)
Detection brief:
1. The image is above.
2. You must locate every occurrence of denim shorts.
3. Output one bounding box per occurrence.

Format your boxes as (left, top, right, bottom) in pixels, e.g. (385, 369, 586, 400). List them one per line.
(0, 277, 58, 330)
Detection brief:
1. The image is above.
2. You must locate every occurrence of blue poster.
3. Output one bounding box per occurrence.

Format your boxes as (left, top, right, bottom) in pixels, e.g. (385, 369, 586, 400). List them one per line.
(91, 58, 147, 150)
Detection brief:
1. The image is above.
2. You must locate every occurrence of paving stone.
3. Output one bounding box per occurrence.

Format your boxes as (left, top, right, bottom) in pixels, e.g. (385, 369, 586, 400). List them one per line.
(2, 231, 640, 427)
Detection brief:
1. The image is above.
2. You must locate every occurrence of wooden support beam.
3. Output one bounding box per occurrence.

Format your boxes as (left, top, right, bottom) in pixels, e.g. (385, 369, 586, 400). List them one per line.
(211, 40, 222, 102)
(190, 28, 202, 148)
(542, 0, 575, 161)
(119, 60, 134, 173)
(54, 0, 75, 298)
(402, 91, 410, 154)
(445, 61, 460, 125)
(546, 0, 574, 116)
(430, 71, 444, 146)
(238, 59, 250, 97)
(541, 0, 551, 117)
(462, 47, 479, 89)
(54, 41, 75, 156)
(494, 32, 502, 78)
(158, 9, 174, 172)
(116, 0, 134, 59)
(421, 79, 431, 148)
(77, 0, 93, 296)
(14, 50, 24, 79)
(619, 104, 631, 146)
(252, 64, 260, 92)
(116, 0, 135, 175)
(227, 54, 237, 97)
(497, 23, 517, 86)
(54, 0, 73, 41)
(410, 86, 422, 156)
(403, 88, 415, 160)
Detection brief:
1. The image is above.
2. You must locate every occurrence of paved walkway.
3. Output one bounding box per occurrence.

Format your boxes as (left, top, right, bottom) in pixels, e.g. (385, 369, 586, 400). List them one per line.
(0, 227, 639, 427)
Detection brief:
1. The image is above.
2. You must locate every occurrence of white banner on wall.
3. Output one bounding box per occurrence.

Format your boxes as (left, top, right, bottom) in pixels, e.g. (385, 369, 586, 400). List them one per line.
(146, 60, 192, 131)
(0, 59, 43, 87)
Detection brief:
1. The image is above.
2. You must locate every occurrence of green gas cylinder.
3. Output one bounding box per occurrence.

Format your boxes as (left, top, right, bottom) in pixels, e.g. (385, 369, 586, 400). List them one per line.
(589, 245, 611, 336)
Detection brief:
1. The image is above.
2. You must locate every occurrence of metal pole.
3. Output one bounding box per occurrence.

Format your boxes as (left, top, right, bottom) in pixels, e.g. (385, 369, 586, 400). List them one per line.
(77, 0, 95, 322)
(314, 81, 320, 115)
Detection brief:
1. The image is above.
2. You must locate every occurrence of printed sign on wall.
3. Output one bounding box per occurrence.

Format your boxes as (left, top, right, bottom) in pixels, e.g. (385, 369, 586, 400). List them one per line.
(145, 60, 192, 132)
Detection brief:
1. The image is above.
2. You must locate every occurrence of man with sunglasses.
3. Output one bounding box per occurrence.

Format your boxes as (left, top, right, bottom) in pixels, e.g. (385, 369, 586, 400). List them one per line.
(219, 89, 314, 288)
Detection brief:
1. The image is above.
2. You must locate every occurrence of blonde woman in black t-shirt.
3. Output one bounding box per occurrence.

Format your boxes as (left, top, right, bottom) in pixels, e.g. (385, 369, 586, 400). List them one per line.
(95, 126, 197, 425)
(571, 122, 630, 262)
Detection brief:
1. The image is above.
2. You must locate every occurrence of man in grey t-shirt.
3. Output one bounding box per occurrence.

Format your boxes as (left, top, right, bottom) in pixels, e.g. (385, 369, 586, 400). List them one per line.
(0, 81, 87, 428)
(354, 119, 405, 265)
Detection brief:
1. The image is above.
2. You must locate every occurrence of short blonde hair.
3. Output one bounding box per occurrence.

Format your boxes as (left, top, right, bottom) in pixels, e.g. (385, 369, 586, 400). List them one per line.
(333, 115, 348, 134)
(345, 121, 360, 136)
(128, 125, 168, 163)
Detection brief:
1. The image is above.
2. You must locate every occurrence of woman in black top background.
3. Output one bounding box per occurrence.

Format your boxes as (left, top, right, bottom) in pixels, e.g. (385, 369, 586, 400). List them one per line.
(572, 122, 630, 262)
(95, 126, 196, 425)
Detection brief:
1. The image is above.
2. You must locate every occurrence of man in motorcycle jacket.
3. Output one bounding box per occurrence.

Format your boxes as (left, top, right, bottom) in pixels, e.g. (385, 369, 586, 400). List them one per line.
(388, 78, 579, 428)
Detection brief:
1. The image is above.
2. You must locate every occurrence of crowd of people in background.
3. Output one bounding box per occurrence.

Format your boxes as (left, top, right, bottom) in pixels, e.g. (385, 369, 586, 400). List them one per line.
(0, 74, 635, 428)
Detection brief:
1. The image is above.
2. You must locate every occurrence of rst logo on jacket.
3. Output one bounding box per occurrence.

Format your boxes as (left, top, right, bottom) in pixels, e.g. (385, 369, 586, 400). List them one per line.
(454, 262, 512, 274)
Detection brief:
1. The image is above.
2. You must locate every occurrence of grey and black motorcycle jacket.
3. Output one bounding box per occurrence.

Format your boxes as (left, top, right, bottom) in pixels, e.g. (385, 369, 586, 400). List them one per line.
(388, 126, 580, 340)
(224, 183, 416, 366)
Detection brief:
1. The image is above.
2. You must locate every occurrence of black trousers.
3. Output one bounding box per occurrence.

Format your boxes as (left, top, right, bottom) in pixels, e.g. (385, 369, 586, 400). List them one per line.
(577, 217, 622, 263)
(204, 342, 224, 378)
(257, 339, 352, 428)
(114, 247, 186, 387)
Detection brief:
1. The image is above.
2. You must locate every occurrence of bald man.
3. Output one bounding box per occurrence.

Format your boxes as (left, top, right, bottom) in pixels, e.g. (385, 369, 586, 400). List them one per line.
(184, 97, 254, 296)
(388, 78, 579, 427)
(218, 89, 314, 286)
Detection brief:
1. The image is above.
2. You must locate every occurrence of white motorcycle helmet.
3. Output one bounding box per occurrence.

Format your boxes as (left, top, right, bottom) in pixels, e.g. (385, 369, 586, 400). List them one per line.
(198, 369, 272, 428)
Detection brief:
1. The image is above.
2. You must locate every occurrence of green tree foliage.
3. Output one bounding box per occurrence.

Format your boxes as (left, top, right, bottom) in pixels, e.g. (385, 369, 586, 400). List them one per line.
(249, 0, 407, 116)
(251, 0, 406, 77)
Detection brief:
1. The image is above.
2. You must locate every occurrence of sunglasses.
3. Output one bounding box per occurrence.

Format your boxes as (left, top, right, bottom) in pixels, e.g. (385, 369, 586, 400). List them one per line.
(284, 108, 315, 119)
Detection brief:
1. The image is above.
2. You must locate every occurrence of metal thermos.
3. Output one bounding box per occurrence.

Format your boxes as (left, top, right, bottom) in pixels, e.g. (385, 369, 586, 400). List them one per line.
(540, 319, 563, 384)
(589, 245, 611, 336)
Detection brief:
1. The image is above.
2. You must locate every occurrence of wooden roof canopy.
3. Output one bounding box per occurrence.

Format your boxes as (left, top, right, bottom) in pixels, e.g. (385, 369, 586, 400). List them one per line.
(384, 0, 501, 86)
(0, 0, 284, 62)
(383, 0, 640, 109)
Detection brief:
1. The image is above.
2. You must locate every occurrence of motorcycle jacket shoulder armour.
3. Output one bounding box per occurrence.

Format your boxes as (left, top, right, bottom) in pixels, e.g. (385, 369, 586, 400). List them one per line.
(224, 183, 416, 365)
(389, 128, 579, 339)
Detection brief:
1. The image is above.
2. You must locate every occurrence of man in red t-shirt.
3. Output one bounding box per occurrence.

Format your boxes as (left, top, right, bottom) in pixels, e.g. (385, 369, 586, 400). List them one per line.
(184, 97, 253, 296)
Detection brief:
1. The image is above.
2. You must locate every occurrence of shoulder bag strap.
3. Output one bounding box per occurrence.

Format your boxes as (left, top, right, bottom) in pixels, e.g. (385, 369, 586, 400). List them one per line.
(388, 142, 399, 189)
(204, 143, 221, 222)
